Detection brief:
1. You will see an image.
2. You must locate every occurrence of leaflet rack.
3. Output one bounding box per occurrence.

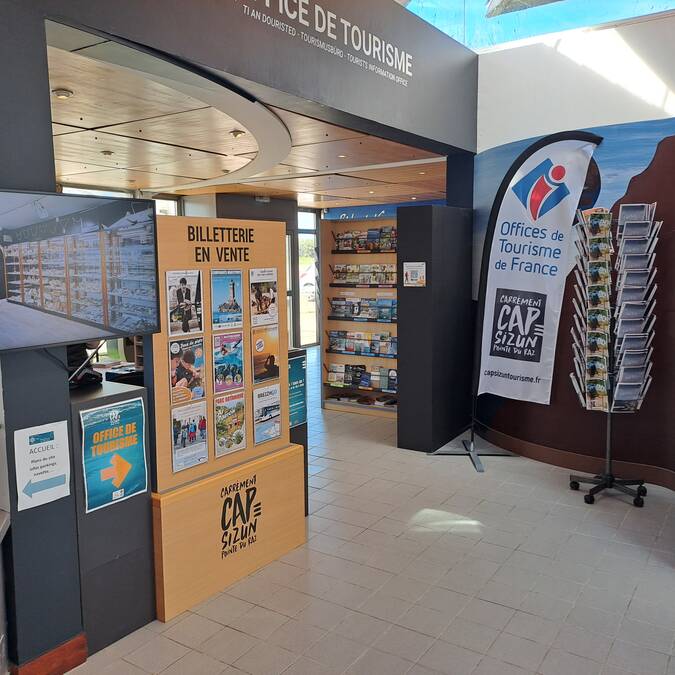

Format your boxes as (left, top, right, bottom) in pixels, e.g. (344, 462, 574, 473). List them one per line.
(568, 204, 659, 507)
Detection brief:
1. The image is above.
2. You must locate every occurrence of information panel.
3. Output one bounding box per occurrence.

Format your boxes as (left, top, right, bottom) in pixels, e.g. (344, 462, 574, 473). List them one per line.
(288, 353, 307, 429)
(80, 397, 148, 513)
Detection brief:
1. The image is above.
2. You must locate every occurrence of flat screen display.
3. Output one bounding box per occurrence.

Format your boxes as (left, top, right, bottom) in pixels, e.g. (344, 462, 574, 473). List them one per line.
(0, 190, 160, 352)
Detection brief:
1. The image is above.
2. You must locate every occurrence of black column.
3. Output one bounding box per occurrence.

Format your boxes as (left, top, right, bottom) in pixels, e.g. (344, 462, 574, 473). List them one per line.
(0, 4, 84, 666)
(397, 205, 473, 452)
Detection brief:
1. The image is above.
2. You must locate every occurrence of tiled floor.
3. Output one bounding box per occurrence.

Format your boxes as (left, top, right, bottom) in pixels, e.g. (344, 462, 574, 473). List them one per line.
(72, 347, 675, 675)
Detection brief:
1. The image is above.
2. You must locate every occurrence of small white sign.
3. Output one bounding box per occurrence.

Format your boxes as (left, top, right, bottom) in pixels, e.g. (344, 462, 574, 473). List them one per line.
(404, 262, 427, 287)
(15, 421, 70, 511)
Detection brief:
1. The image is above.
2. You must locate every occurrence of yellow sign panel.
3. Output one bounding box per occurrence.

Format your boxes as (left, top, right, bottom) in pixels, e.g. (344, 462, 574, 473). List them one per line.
(153, 444, 306, 621)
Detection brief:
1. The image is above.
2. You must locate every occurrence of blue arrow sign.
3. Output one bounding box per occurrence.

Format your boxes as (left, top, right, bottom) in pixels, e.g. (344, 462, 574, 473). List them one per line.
(23, 474, 67, 498)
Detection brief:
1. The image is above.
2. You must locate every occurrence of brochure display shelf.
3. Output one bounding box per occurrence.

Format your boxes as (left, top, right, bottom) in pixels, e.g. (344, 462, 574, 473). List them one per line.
(568, 204, 659, 507)
(67, 232, 106, 325)
(321, 218, 398, 419)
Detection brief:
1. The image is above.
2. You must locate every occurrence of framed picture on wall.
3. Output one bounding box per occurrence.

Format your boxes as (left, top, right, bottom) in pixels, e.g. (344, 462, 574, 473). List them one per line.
(249, 268, 278, 327)
(166, 270, 203, 336)
(211, 269, 243, 330)
(213, 332, 244, 394)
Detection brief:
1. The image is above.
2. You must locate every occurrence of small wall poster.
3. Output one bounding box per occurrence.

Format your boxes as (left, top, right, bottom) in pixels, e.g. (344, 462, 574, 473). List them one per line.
(215, 392, 247, 457)
(171, 401, 208, 473)
(253, 383, 281, 445)
(15, 420, 71, 512)
(252, 325, 280, 384)
(249, 268, 278, 327)
(288, 354, 307, 429)
(211, 270, 243, 330)
(80, 398, 147, 513)
(403, 262, 426, 287)
(213, 332, 244, 394)
(166, 270, 203, 336)
(169, 336, 206, 404)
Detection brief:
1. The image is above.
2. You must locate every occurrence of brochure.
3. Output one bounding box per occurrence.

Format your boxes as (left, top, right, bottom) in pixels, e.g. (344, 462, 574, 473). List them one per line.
(166, 270, 203, 336)
(211, 269, 243, 330)
(171, 401, 208, 473)
(249, 268, 278, 326)
(587, 212, 612, 237)
(587, 260, 611, 285)
(587, 284, 610, 309)
(586, 379, 609, 412)
(253, 383, 281, 445)
(214, 391, 246, 457)
(213, 332, 244, 394)
(587, 331, 609, 357)
(587, 308, 609, 331)
(586, 355, 608, 379)
(252, 325, 280, 384)
(169, 336, 205, 405)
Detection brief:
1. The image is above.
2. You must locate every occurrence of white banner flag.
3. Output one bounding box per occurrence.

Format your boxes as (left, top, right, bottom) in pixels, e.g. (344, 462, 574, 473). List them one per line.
(477, 134, 600, 404)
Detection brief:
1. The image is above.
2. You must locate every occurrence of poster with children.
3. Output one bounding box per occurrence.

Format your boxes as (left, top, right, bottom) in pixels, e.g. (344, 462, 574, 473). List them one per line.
(213, 332, 244, 394)
(171, 401, 208, 473)
(169, 336, 205, 404)
(249, 268, 278, 327)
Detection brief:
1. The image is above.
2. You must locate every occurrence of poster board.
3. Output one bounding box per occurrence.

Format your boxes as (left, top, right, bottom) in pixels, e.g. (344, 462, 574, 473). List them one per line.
(152, 217, 290, 493)
(153, 443, 305, 621)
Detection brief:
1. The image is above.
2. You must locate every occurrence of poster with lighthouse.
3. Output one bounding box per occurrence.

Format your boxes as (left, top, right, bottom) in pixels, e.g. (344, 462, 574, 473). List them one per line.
(211, 270, 243, 330)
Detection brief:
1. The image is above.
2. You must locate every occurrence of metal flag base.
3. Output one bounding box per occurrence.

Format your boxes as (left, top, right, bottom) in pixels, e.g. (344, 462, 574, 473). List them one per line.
(430, 438, 515, 473)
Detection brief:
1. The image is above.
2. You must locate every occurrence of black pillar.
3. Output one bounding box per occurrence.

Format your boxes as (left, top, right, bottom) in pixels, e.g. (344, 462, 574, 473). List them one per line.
(397, 205, 473, 452)
(0, 4, 84, 667)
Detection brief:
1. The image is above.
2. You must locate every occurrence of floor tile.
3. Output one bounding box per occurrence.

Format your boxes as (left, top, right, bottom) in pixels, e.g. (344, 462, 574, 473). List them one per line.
(345, 648, 413, 675)
(194, 594, 255, 625)
(487, 632, 547, 671)
(373, 624, 435, 661)
(457, 598, 515, 630)
(161, 650, 228, 675)
(418, 640, 483, 675)
(200, 626, 260, 664)
(304, 631, 368, 671)
(554, 624, 613, 663)
(267, 618, 326, 653)
(123, 635, 190, 673)
(162, 612, 224, 648)
(227, 605, 289, 639)
(539, 648, 602, 675)
(441, 618, 499, 654)
(233, 642, 297, 675)
(333, 611, 390, 645)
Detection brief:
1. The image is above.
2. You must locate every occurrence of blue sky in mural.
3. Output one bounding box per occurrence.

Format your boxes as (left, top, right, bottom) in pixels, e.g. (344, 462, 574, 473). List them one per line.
(471, 116, 675, 295)
(405, 1, 675, 49)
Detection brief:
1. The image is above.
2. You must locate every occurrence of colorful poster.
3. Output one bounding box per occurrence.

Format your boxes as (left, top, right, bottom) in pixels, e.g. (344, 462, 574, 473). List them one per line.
(249, 268, 278, 327)
(80, 398, 147, 513)
(288, 353, 307, 428)
(253, 383, 281, 445)
(15, 421, 71, 512)
(252, 325, 280, 384)
(169, 336, 205, 404)
(166, 270, 203, 336)
(213, 332, 244, 394)
(215, 392, 247, 457)
(171, 401, 208, 473)
(477, 134, 600, 404)
(403, 262, 426, 287)
(211, 270, 243, 330)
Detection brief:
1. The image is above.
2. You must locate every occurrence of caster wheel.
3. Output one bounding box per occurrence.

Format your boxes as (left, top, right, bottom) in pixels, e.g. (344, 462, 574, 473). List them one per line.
(633, 496, 644, 508)
(637, 486, 647, 497)
(570, 481, 580, 491)
(584, 494, 595, 505)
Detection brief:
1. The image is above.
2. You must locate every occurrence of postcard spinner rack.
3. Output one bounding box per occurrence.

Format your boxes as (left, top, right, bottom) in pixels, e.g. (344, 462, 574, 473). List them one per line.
(568, 203, 660, 507)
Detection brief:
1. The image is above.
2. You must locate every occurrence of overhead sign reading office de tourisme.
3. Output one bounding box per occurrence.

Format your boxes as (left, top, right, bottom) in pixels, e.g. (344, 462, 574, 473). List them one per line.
(238, 0, 414, 87)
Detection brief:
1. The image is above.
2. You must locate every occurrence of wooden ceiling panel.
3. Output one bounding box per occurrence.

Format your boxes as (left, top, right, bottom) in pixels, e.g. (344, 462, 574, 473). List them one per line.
(269, 106, 363, 146)
(53, 130, 223, 171)
(249, 163, 318, 178)
(344, 161, 446, 186)
(280, 136, 439, 172)
(314, 182, 444, 200)
(177, 183, 296, 199)
(130, 155, 251, 181)
(48, 46, 204, 128)
(242, 174, 384, 193)
(52, 123, 82, 136)
(59, 168, 194, 190)
(103, 107, 258, 156)
(55, 159, 112, 177)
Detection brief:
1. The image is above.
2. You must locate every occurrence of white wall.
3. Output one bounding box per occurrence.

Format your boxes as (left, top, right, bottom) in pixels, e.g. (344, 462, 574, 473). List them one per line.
(182, 194, 216, 218)
(477, 12, 675, 152)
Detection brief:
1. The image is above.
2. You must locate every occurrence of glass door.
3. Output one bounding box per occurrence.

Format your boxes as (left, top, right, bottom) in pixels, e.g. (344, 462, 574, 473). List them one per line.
(297, 212, 319, 347)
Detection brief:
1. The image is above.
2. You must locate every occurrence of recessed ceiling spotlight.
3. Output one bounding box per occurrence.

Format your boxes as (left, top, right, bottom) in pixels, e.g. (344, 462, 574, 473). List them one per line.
(418, 171, 426, 175)
(230, 129, 246, 139)
(411, 196, 418, 200)
(51, 88, 74, 100)
(369, 191, 375, 194)
(100, 150, 114, 156)
(338, 154, 347, 159)
(222, 168, 230, 174)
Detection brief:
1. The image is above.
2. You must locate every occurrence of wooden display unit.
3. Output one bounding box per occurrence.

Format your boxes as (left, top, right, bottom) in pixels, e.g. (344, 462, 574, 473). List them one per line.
(320, 218, 398, 419)
(151, 216, 306, 619)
